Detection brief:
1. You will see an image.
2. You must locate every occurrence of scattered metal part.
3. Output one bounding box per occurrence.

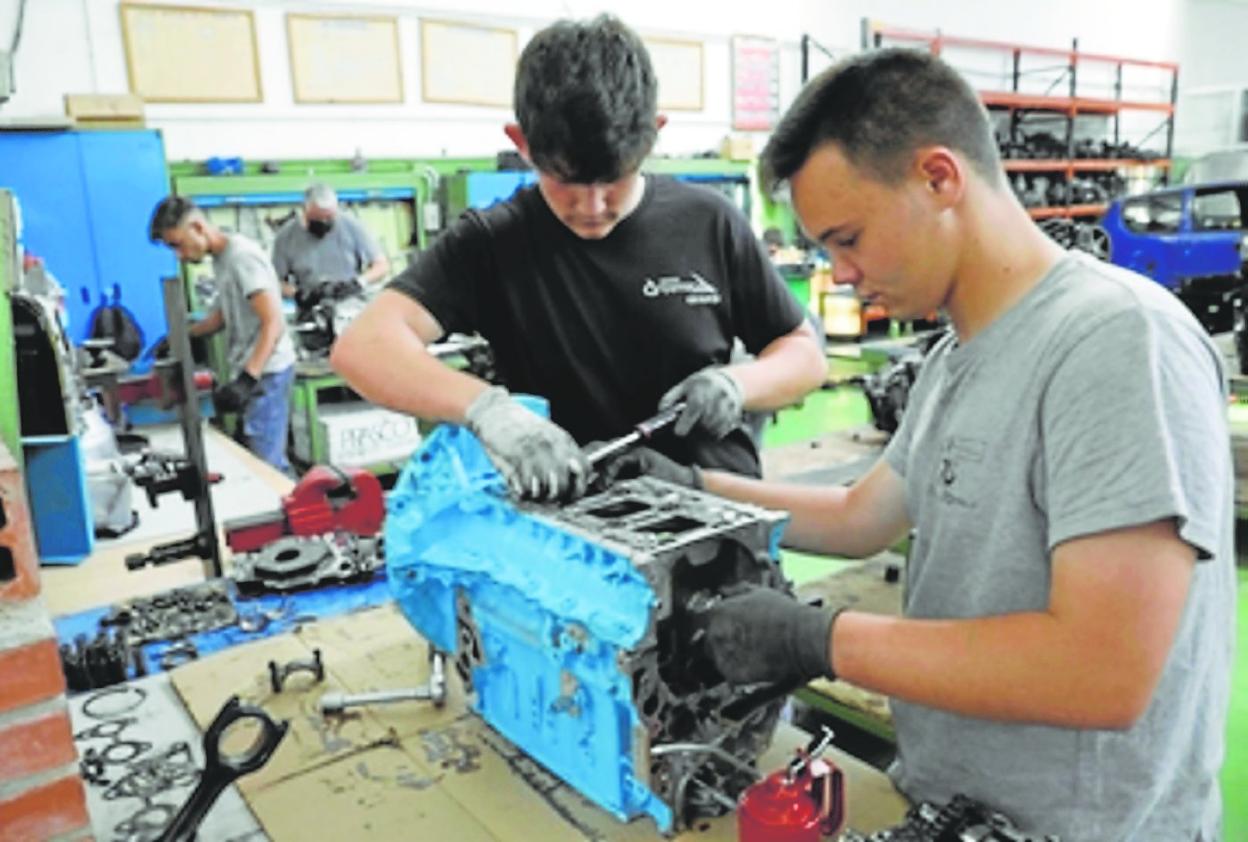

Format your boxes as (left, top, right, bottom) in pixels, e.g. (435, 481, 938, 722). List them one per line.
(102, 742, 198, 802)
(75, 717, 137, 742)
(60, 628, 130, 692)
(81, 685, 148, 720)
(320, 651, 446, 715)
(237, 611, 270, 634)
(156, 696, 289, 842)
(158, 639, 199, 671)
(100, 739, 152, 766)
(268, 649, 325, 693)
(79, 747, 109, 786)
(232, 533, 383, 594)
(840, 793, 1058, 841)
(110, 580, 238, 646)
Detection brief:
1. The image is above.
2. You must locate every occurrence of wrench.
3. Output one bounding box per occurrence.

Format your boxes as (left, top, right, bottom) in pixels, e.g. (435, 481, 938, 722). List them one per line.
(584, 402, 686, 467)
(320, 651, 446, 715)
(157, 695, 288, 842)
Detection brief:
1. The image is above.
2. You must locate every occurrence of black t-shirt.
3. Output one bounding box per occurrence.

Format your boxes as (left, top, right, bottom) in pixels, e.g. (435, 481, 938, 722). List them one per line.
(388, 175, 804, 476)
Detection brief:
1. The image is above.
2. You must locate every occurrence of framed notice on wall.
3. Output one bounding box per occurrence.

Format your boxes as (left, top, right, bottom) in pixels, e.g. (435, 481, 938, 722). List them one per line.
(287, 14, 403, 104)
(119, 3, 261, 103)
(420, 19, 516, 107)
(645, 37, 704, 111)
(732, 35, 780, 131)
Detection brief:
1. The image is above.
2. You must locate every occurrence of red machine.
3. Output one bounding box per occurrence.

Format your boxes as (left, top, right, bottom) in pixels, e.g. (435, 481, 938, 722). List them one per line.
(737, 729, 845, 842)
(224, 465, 385, 553)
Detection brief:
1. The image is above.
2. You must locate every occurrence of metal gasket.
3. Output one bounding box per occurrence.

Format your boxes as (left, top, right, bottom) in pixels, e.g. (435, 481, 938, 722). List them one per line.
(81, 685, 148, 720)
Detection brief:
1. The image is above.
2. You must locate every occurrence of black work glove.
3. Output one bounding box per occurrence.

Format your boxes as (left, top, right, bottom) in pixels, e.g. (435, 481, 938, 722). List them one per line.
(214, 371, 259, 413)
(295, 285, 324, 311)
(589, 445, 702, 490)
(703, 586, 842, 686)
(660, 366, 744, 439)
(326, 278, 365, 300)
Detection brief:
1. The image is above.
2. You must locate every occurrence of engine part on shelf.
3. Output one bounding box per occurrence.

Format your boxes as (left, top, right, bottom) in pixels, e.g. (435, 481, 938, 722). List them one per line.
(738, 728, 844, 842)
(101, 579, 238, 646)
(1037, 219, 1112, 261)
(156, 695, 289, 842)
(59, 629, 130, 692)
(232, 533, 383, 594)
(268, 649, 325, 693)
(158, 639, 200, 671)
(387, 409, 791, 832)
(224, 464, 385, 555)
(839, 793, 1059, 841)
(320, 650, 447, 715)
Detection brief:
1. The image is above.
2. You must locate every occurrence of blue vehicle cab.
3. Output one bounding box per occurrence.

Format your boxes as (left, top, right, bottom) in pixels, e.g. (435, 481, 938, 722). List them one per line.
(1100, 180, 1248, 333)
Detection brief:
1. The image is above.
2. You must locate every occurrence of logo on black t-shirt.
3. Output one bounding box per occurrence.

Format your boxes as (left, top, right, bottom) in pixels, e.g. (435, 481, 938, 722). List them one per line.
(641, 272, 722, 306)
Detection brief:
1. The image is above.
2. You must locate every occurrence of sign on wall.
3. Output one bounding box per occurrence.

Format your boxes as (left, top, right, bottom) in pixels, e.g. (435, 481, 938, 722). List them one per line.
(421, 20, 517, 107)
(645, 37, 704, 112)
(732, 35, 780, 131)
(287, 14, 403, 104)
(119, 3, 261, 103)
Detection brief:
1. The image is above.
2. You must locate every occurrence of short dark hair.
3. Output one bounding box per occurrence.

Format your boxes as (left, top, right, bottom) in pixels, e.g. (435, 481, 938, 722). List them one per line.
(513, 15, 657, 183)
(761, 48, 1001, 192)
(148, 195, 197, 242)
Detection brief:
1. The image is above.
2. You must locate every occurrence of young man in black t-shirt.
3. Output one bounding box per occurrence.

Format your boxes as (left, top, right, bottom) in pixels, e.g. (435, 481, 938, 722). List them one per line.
(331, 15, 825, 502)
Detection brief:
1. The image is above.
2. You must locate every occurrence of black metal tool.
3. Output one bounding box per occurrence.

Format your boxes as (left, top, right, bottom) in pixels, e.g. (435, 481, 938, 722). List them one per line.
(584, 401, 686, 467)
(157, 695, 288, 842)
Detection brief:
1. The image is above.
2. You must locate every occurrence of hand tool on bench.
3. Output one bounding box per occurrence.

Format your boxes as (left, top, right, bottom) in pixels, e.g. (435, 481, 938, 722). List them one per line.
(320, 650, 446, 715)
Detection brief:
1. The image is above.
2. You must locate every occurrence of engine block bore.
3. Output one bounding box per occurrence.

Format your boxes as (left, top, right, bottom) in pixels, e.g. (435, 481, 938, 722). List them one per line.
(386, 412, 791, 832)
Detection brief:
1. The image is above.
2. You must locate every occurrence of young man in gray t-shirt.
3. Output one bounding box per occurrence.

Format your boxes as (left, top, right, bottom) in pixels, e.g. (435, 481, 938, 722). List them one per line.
(150, 197, 297, 473)
(607, 50, 1234, 840)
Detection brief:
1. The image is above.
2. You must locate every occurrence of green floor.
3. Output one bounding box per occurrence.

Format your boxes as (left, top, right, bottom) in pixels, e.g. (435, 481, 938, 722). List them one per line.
(768, 370, 1248, 837)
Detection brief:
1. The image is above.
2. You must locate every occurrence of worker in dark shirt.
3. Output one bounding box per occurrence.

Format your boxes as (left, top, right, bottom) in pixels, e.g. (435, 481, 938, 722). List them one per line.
(331, 15, 824, 501)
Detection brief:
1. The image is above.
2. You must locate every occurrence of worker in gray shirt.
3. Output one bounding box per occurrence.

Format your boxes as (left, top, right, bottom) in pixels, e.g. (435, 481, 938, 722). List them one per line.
(271, 183, 389, 307)
(608, 49, 1233, 841)
(150, 196, 298, 473)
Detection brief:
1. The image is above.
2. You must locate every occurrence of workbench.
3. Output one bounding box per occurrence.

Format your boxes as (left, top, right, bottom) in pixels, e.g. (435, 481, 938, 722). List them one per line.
(46, 425, 910, 840)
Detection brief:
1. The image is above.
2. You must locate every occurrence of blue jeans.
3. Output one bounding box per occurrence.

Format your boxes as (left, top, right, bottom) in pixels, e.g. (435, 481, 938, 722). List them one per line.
(242, 366, 294, 474)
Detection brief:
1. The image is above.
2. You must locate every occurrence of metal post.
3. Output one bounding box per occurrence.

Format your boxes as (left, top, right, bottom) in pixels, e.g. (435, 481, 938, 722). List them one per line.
(160, 275, 222, 579)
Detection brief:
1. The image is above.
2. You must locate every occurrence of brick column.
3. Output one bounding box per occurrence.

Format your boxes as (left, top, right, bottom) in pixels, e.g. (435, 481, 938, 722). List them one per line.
(0, 443, 92, 842)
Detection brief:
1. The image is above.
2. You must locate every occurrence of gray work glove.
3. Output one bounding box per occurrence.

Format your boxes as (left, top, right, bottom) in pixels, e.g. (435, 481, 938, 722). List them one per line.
(659, 367, 744, 439)
(589, 445, 702, 490)
(465, 386, 589, 502)
(703, 586, 842, 686)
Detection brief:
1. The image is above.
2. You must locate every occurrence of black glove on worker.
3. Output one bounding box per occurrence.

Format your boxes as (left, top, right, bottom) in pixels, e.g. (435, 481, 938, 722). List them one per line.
(590, 445, 702, 490)
(703, 586, 843, 686)
(214, 371, 259, 413)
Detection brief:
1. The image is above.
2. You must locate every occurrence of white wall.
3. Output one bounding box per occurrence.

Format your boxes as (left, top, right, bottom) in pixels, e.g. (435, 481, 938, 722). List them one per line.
(0, 0, 1195, 163)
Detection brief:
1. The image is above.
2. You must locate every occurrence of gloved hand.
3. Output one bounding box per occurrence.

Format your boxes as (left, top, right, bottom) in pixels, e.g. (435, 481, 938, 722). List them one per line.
(465, 386, 589, 502)
(702, 586, 843, 686)
(325, 278, 364, 300)
(590, 445, 701, 490)
(214, 371, 259, 413)
(659, 367, 744, 439)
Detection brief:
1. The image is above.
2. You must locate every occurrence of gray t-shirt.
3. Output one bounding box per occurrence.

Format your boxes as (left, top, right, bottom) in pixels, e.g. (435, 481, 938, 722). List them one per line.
(271, 213, 383, 294)
(212, 233, 297, 376)
(883, 252, 1234, 841)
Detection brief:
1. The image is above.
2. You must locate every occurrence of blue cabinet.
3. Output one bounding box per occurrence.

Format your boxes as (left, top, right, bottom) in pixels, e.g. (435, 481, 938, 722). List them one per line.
(0, 130, 175, 364)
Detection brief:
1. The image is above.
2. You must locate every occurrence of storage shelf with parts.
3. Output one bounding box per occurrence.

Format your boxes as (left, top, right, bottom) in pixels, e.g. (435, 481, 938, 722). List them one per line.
(866, 22, 1179, 221)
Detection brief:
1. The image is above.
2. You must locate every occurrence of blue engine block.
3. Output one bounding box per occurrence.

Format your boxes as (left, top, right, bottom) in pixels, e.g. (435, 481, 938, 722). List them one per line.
(387, 405, 790, 832)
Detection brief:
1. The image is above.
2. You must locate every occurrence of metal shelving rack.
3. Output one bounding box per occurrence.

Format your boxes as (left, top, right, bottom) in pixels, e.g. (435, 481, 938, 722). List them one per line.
(866, 22, 1179, 220)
